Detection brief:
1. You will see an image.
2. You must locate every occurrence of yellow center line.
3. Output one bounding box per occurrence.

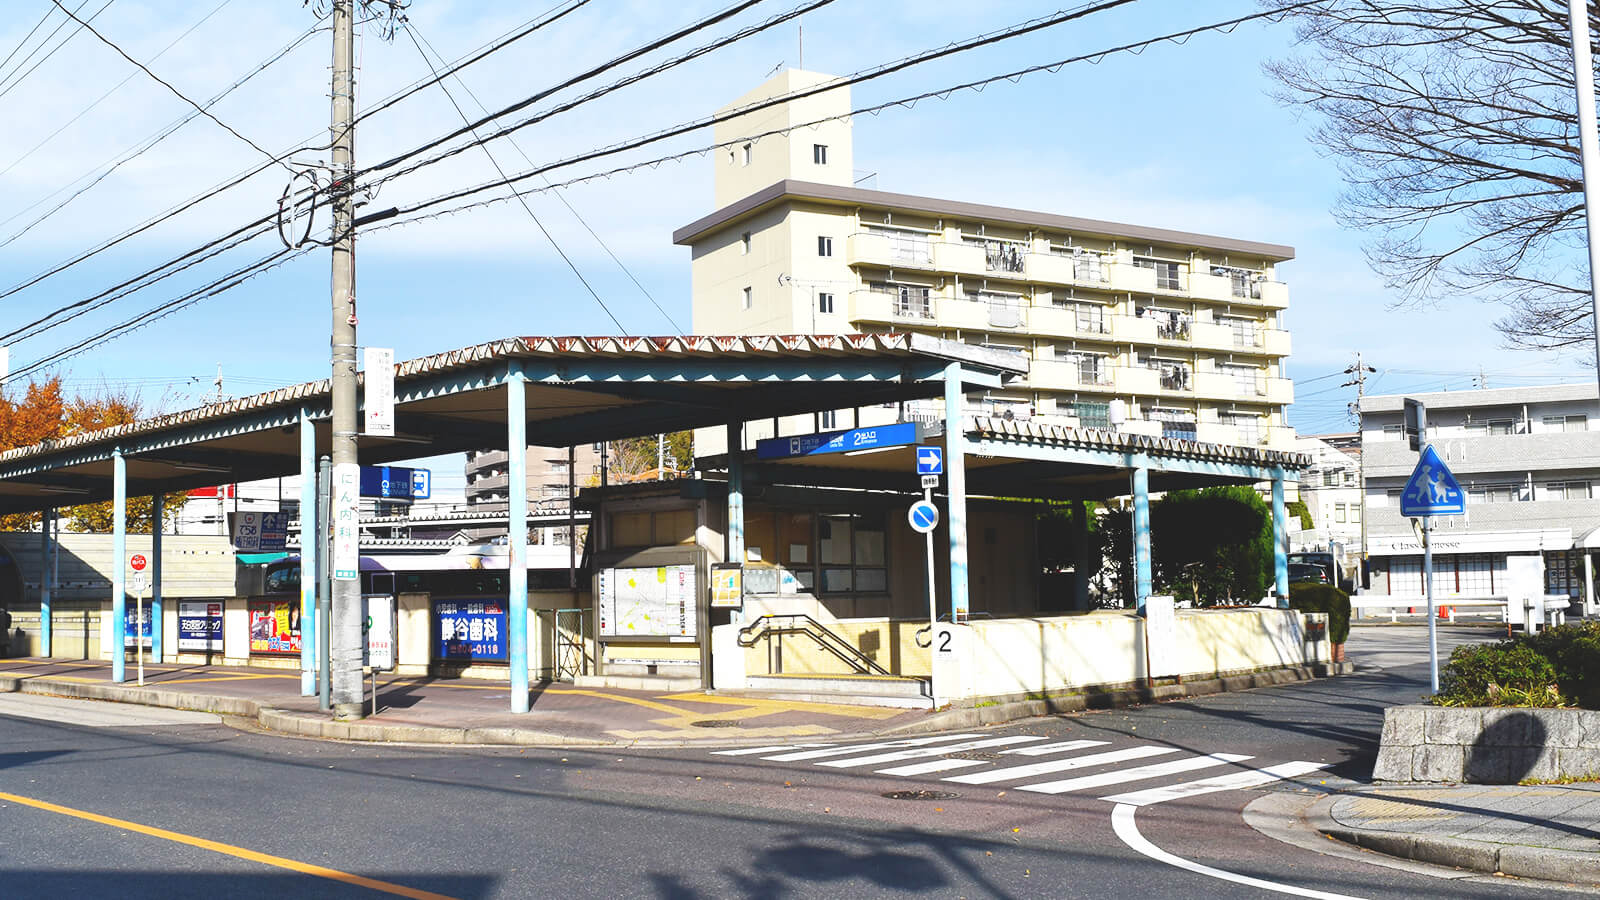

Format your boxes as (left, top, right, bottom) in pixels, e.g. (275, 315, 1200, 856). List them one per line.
(0, 789, 459, 900)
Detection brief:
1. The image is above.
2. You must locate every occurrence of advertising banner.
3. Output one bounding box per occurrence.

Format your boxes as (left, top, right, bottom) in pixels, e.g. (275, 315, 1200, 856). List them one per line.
(230, 511, 288, 552)
(123, 605, 153, 649)
(364, 594, 396, 671)
(248, 598, 301, 655)
(177, 601, 224, 652)
(434, 599, 507, 661)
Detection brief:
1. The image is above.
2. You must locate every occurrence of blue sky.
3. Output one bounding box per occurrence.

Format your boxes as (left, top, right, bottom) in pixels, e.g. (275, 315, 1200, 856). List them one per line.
(0, 0, 1591, 493)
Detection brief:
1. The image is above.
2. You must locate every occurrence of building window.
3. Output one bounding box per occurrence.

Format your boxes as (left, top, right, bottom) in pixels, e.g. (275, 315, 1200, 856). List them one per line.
(741, 142, 752, 166)
(818, 512, 887, 593)
(1465, 418, 1514, 436)
(1211, 265, 1262, 298)
(819, 410, 837, 430)
(1467, 483, 1528, 503)
(869, 281, 933, 318)
(1225, 413, 1260, 444)
(817, 292, 834, 314)
(1382, 424, 1403, 440)
(1547, 481, 1591, 500)
(1073, 303, 1108, 334)
(813, 143, 827, 165)
(1220, 363, 1263, 396)
(1133, 256, 1182, 291)
(740, 232, 751, 255)
(1149, 407, 1197, 441)
(817, 236, 833, 257)
(1334, 503, 1346, 524)
(1544, 414, 1588, 432)
(1075, 400, 1111, 429)
(741, 286, 752, 310)
(1066, 352, 1109, 386)
(1386, 488, 1402, 505)
(1220, 315, 1259, 348)
(1322, 470, 1339, 488)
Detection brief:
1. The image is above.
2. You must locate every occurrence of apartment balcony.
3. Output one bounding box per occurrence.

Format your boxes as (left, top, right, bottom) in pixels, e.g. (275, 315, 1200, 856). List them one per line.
(468, 449, 509, 471)
(848, 289, 939, 328)
(1188, 271, 1232, 303)
(1112, 366, 1162, 394)
(1190, 321, 1233, 351)
(1028, 359, 1114, 391)
(1265, 376, 1294, 404)
(932, 240, 987, 276)
(847, 231, 934, 270)
(1024, 252, 1076, 285)
(1194, 371, 1265, 402)
(1262, 328, 1291, 356)
(936, 297, 994, 331)
(1255, 280, 1289, 308)
(1109, 262, 1158, 294)
(472, 473, 510, 493)
(1111, 315, 1157, 343)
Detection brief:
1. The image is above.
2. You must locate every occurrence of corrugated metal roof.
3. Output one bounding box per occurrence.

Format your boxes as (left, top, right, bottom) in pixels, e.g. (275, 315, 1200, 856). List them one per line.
(972, 417, 1311, 470)
(0, 333, 1021, 465)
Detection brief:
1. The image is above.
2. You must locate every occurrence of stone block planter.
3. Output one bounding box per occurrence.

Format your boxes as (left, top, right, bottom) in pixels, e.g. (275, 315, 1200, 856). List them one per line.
(1374, 704, 1600, 783)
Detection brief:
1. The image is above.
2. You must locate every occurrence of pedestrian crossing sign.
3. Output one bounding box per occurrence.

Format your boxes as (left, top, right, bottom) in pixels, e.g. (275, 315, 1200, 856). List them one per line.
(1400, 444, 1465, 517)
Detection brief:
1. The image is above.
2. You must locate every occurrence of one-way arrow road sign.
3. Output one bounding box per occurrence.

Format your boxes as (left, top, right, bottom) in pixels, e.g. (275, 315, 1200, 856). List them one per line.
(1400, 444, 1465, 517)
(916, 446, 943, 475)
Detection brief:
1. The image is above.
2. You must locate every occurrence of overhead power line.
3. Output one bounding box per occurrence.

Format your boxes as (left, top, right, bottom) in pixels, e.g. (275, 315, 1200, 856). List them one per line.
(47, 0, 293, 174)
(0, 0, 600, 306)
(0, 0, 109, 101)
(0, 4, 63, 79)
(405, 19, 685, 334)
(0, 0, 236, 182)
(370, 0, 1309, 229)
(400, 22, 626, 333)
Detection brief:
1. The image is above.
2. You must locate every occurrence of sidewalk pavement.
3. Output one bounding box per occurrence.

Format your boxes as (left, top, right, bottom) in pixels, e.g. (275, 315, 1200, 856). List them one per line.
(1307, 783, 1600, 885)
(0, 657, 929, 747)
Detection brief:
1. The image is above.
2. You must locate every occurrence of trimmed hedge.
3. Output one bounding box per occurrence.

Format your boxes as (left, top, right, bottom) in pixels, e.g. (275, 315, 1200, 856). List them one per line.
(1432, 621, 1600, 709)
(1287, 582, 1350, 644)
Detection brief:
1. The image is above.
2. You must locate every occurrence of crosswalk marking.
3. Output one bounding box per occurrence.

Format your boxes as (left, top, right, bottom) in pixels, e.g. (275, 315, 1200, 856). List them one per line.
(943, 745, 1178, 785)
(816, 736, 1046, 770)
(1001, 739, 1109, 757)
(1018, 752, 1251, 795)
(758, 734, 983, 762)
(875, 757, 988, 777)
(1102, 760, 1329, 807)
(710, 744, 834, 756)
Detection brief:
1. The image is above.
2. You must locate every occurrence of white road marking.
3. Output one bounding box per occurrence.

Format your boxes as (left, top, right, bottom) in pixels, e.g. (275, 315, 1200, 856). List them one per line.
(817, 735, 1046, 769)
(1019, 753, 1252, 795)
(0, 694, 220, 728)
(1103, 761, 1329, 807)
(1112, 803, 1367, 900)
(759, 734, 982, 762)
(944, 745, 1178, 785)
(712, 744, 825, 756)
(1000, 739, 1109, 757)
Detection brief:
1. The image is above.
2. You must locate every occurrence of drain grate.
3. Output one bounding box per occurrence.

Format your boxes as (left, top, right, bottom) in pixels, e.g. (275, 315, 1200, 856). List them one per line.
(944, 751, 1001, 761)
(882, 789, 960, 801)
(690, 720, 744, 728)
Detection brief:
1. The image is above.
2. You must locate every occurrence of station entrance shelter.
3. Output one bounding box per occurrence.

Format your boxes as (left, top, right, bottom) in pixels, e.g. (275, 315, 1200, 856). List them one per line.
(0, 334, 1023, 713)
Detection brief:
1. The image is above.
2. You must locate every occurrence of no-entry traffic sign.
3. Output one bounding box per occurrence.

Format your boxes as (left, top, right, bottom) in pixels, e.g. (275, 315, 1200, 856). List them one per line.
(129, 553, 148, 572)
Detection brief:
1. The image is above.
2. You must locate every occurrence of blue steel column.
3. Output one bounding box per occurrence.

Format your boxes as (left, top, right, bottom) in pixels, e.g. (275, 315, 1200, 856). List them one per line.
(726, 421, 745, 567)
(151, 493, 163, 663)
(1272, 467, 1289, 606)
(507, 361, 530, 713)
(943, 363, 970, 622)
(111, 449, 127, 683)
(299, 410, 318, 696)
(39, 508, 53, 656)
(1132, 464, 1152, 613)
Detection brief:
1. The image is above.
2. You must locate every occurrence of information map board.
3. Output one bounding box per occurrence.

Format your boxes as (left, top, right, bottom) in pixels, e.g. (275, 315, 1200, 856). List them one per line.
(597, 564, 696, 638)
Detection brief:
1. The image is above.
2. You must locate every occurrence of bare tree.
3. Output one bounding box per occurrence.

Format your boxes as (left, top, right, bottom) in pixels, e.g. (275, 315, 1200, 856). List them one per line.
(1265, 0, 1598, 350)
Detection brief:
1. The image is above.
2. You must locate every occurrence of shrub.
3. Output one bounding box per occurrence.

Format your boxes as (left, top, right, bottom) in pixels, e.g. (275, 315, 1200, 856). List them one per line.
(1287, 582, 1350, 644)
(1433, 641, 1567, 708)
(1521, 621, 1600, 709)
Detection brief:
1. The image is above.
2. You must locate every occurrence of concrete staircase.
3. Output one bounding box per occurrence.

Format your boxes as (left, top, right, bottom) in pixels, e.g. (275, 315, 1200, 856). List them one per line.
(737, 672, 933, 709)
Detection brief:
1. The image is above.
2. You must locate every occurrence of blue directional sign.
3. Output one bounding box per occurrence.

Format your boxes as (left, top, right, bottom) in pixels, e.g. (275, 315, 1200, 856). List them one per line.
(1400, 444, 1466, 517)
(360, 465, 431, 500)
(908, 500, 940, 534)
(915, 446, 944, 475)
(755, 422, 918, 460)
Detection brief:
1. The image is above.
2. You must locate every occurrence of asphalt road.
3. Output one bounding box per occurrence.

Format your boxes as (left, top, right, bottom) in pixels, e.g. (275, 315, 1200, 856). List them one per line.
(0, 623, 1587, 899)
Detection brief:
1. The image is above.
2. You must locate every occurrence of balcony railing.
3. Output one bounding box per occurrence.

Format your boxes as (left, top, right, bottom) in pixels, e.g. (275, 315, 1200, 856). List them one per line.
(974, 239, 1026, 274)
(1157, 365, 1193, 392)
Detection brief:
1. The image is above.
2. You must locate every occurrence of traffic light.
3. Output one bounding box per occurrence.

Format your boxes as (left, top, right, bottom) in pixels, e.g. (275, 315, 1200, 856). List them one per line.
(1403, 398, 1427, 451)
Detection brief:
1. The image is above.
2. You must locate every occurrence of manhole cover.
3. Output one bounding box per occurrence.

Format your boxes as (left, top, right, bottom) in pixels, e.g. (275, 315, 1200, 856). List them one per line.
(944, 751, 1000, 761)
(690, 720, 744, 728)
(882, 789, 960, 801)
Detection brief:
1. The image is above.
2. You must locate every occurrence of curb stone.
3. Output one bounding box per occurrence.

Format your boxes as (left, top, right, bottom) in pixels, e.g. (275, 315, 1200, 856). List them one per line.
(1306, 793, 1600, 886)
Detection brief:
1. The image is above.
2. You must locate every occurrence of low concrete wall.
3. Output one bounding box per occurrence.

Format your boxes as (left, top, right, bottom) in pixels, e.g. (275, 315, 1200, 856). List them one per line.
(1374, 705, 1600, 783)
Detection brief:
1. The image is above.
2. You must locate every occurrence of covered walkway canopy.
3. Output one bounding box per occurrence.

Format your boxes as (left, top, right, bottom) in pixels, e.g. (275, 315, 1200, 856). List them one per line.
(0, 332, 1025, 711)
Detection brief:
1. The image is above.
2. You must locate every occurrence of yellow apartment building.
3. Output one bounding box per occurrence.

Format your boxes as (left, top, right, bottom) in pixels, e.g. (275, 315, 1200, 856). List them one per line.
(676, 70, 1296, 454)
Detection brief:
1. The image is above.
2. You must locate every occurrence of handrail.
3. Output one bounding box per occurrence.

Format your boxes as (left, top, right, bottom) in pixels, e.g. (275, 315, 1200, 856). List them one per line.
(737, 614, 896, 678)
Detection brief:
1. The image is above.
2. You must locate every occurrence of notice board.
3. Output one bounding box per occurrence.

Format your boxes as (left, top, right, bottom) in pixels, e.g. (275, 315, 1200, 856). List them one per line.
(597, 564, 696, 638)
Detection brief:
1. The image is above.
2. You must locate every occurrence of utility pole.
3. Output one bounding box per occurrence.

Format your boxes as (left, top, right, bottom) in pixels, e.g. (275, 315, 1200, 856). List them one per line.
(1344, 352, 1376, 589)
(328, 0, 363, 719)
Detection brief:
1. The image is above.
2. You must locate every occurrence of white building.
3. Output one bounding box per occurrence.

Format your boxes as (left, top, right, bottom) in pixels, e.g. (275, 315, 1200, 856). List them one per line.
(1292, 434, 1362, 561)
(1360, 385, 1600, 610)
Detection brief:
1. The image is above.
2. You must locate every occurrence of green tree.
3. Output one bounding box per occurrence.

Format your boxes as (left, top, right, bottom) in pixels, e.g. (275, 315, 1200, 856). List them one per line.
(1150, 486, 1272, 605)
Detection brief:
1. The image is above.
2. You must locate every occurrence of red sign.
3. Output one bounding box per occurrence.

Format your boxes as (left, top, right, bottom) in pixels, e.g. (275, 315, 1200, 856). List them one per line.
(129, 554, 148, 571)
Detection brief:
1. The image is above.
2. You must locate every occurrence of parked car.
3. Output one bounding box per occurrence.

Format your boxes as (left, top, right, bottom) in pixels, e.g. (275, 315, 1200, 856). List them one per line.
(1288, 562, 1332, 585)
